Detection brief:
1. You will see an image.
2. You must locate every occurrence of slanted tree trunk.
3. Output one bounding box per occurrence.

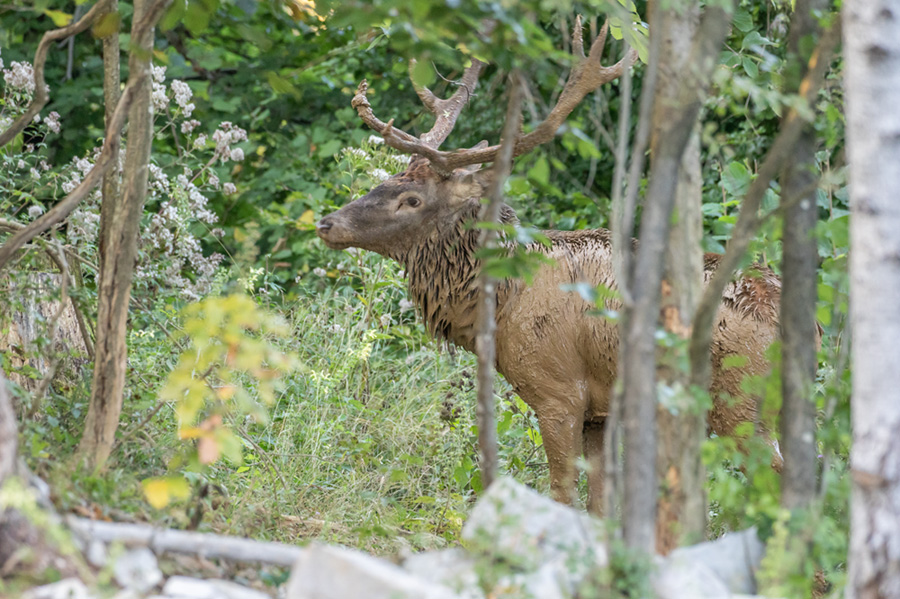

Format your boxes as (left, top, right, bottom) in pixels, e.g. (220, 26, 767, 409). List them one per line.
(475, 72, 524, 491)
(844, 2, 900, 597)
(79, 0, 159, 468)
(653, 0, 706, 555)
(779, 0, 824, 514)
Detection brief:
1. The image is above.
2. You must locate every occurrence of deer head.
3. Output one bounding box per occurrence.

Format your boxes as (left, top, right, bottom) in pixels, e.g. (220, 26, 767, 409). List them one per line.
(316, 17, 636, 259)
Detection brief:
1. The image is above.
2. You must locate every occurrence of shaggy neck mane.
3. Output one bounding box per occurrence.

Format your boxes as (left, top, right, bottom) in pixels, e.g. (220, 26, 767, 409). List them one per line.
(398, 199, 517, 352)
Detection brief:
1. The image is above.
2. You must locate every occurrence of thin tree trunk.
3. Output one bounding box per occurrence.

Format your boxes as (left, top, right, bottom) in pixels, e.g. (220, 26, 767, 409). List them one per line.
(79, 0, 162, 468)
(844, 2, 900, 597)
(474, 71, 524, 491)
(98, 0, 121, 263)
(621, 1, 734, 554)
(653, 0, 706, 555)
(780, 0, 824, 513)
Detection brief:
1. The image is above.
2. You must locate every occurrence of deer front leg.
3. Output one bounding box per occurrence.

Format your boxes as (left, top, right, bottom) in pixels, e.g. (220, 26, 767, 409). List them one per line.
(536, 410, 583, 505)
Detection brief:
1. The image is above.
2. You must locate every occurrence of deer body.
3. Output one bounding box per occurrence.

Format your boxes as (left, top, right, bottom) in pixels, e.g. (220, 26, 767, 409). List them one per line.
(318, 17, 781, 509)
(317, 174, 780, 510)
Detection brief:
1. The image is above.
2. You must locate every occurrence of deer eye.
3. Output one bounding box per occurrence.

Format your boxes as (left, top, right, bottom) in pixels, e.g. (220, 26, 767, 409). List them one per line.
(404, 196, 421, 208)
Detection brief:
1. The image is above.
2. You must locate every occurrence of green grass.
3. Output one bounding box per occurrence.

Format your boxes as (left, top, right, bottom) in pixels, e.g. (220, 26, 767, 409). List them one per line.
(19, 257, 546, 555)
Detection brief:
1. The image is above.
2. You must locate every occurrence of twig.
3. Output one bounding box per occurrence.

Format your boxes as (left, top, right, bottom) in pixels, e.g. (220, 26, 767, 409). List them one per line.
(112, 400, 169, 451)
(0, 0, 113, 148)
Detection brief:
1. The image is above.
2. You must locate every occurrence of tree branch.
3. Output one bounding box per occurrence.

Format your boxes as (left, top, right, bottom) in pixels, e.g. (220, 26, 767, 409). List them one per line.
(0, 0, 113, 149)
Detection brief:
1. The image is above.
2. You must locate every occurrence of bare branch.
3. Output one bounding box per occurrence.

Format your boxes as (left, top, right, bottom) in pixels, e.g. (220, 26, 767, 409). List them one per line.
(0, 0, 114, 149)
(0, 0, 173, 272)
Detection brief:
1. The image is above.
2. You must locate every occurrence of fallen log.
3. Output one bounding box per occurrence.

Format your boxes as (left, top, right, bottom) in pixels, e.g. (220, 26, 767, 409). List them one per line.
(66, 517, 305, 567)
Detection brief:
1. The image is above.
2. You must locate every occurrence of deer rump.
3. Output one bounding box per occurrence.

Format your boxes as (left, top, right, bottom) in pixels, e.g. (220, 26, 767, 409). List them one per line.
(315, 16, 781, 511)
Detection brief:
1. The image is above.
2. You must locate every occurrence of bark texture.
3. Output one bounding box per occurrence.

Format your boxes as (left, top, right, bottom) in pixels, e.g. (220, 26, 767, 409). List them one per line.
(845, 2, 900, 597)
(779, 0, 825, 512)
(79, 0, 160, 467)
(99, 0, 121, 263)
(653, 0, 706, 555)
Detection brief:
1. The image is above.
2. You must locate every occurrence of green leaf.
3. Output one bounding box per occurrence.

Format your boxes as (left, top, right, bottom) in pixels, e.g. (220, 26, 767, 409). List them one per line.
(409, 59, 435, 89)
(528, 156, 549, 186)
(733, 9, 754, 32)
(742, 56, 759, 79)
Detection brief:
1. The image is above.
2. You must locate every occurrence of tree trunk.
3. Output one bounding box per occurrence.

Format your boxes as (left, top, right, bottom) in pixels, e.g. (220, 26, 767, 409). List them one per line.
(653, 0, 706, 555)
(621, 0, 734, 555)
(779, 0, 824, 515)
(98, 0, 121, 263)
(844, 2, 900, 597)
(78, 0, 156, 468)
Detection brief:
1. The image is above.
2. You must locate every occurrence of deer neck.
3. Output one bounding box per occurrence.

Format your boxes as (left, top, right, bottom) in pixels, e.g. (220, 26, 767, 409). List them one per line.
(399, 202, 516, 352)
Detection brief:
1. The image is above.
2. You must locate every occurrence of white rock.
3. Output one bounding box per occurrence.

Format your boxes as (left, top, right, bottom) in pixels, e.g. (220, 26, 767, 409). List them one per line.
(402, 548, 482, 599)
(161, 576, 271, 599)
(490, 559, 571, 599)
(22, 578, 93, 599)
(665, 528, 764, 595)
(112, 547, 163, 593)
(286, 543, 458, 599)
(85, 539, 107, 568)
(461, 477, 607, 572)
(653, 556, 730, 599)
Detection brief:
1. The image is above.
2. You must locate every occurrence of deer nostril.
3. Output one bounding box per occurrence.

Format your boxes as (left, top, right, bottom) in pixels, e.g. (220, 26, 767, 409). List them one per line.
(316, 218, 333, 232)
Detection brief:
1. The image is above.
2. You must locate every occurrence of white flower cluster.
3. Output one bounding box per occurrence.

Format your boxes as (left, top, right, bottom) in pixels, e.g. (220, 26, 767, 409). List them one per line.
(170, 79, 194, 117)
(151, 65, 168, 112)
(0, 56, 242, 304)
(44, 111, 60, 134)
(3, 60, 35, 95)
(212, 122, 248, 163)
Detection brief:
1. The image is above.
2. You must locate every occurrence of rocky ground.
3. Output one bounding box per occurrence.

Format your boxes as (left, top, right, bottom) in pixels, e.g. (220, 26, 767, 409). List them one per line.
(18, 477, 777, 599)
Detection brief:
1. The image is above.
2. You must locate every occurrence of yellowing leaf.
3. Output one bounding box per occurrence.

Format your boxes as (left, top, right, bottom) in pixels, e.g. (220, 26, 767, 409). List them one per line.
(178, 426, 205, 439)
(43, 9, 72, 26)
(142, 476, 190, 509)
(92, 11, 120, 38)
(216, 384, 236, 400)
(298, 209, 316, 225)
(198, 435, 220, 465)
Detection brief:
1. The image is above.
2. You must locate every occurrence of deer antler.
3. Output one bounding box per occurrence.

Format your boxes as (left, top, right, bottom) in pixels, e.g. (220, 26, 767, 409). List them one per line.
(352, 16, 638, 176)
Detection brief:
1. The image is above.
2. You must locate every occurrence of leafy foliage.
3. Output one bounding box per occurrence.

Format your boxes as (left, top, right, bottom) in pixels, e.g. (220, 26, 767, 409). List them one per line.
(0, 0, 851, 594)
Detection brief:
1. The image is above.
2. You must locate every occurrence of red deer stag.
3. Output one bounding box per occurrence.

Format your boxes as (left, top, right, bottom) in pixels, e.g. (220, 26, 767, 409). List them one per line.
(316, 21, 780, 512)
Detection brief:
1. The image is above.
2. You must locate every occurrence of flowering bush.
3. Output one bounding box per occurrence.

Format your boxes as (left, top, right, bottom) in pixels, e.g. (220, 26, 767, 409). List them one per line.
(0, 49, 247, 302)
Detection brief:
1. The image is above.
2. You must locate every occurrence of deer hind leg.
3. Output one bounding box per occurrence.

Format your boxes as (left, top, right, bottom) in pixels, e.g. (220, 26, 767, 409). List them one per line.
(583, 419, 606, 516)
(535, 409, 583, 506)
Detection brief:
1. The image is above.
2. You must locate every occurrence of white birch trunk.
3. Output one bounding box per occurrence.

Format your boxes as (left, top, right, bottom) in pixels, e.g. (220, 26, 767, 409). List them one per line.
(845, 2, 900, 597)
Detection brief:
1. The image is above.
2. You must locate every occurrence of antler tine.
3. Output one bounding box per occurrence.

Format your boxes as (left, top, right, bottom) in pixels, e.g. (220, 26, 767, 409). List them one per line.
(588, 19, 610, 62)
(417, 58, 487, 148)
(572, 15, 586, 59)
(408, 59, 440, 113)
